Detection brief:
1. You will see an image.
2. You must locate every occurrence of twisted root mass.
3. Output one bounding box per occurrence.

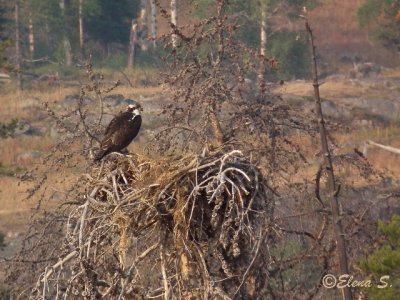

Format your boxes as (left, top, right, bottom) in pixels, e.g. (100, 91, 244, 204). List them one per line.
(29, 149, 274, 299)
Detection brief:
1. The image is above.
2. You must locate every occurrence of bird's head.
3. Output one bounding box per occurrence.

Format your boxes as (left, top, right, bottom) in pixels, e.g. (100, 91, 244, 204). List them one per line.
(127, 103, 143, 115)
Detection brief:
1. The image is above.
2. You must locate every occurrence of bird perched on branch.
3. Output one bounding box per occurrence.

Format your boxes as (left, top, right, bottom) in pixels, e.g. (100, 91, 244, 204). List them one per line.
(94, 103, 142, 161)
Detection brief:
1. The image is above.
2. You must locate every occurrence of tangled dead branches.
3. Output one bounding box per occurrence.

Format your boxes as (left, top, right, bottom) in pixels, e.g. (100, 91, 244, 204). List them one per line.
(4, 2, 397, 299)
(29, 149, 273, 299)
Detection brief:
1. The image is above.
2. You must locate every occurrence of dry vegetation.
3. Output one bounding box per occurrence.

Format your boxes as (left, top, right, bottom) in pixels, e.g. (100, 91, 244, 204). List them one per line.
(1, 1, 400, 299)
(308, 0, 399, 67)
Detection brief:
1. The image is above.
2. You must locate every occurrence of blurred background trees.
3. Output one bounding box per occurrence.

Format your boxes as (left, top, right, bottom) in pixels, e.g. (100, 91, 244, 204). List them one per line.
(0, 1, 11, 70)
(360, 215, 400, 300)
(1, 0, 400, 86)
(193, 0, 317, 80)
(0, 0, 321, 82)
(358, 0, 400, 52)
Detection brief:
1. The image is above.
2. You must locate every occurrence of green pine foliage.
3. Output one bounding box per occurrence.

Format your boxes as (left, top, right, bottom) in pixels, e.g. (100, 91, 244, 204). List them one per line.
(7, 0, 318, 78)
(0, 119, 18, 138)
(0, 284, 12, 300)
(0, 3, 11, 69)
(193, 0, 314, 80)
(29, 0, 65, 59)
(0, 231, 5, 250)
(83, 0, 139, 53)
(358, 0, 400, 51)
(28, 0, 139, 61)
(359, 215, 400, 300)
(267, 31, 310, 80)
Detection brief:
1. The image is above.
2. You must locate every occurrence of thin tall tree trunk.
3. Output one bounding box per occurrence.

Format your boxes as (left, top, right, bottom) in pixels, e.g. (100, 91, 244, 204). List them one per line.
(171, 0, 178, 48)
(28, 12, 35, 59)
(150, 0, 157, 48)
(208, 2, 225, 147)
(60, 0, 72, 66)
(15, 0, 22, 90)
(128, 20, 137, 68)
(79, 0, 84, 57)
(258, 4, 267, 94)
(44, 19, 51, 50)
(260, 5, 267, 56)
(139, 0, 148, 50)
(140, 0, 147, 28)
(306, 20, 353, 300)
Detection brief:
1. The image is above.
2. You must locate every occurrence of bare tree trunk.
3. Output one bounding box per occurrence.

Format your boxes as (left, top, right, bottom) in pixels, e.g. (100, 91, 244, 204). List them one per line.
(15, 0, 22, 90)
(44, 19, 51, 50)
(258, 4, 267, 94)
(150, 0, 157, 48)
(60, 0, 72, 66)
(208, 2, 225, 147)
(306, 20, 353, 300)
(209, 103, 224, 147)
(128, 21, 138, 68)
(171, 0, 178, 48)
(139, 0, 148, 51)
(28, 12, 35, 60)
(140, 0, 147, 28)
(79, 0, 84, 57)
(260, 5, 267, 56)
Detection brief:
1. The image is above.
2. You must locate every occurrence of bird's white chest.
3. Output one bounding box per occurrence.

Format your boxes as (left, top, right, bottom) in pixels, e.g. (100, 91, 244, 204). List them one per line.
(129, 110, 140, 121)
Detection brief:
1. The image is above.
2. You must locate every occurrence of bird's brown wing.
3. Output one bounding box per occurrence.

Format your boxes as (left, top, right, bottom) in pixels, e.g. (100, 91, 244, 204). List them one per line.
(99, 134, 114, 152)
(104, 112, 128, 135)
(94, 112, 141, 161)
(112, 120, 138, 149)
(94, 133, 115, 161)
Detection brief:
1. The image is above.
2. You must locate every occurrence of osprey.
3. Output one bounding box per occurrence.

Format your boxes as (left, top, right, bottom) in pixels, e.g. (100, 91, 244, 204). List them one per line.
(94, 103, 142, 161)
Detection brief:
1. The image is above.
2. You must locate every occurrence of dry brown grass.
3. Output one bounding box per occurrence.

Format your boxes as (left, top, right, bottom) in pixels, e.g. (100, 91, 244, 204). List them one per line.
(0, 135, 54, 166)
(0, 84, 165, 243)
(0, 177, 34, 235)
(381, 68, 400, 78)
(308, 0, 399, 66)
(0, 166, 81, 235)
(342, 127, 400, 176)
(1, 87, 77, 119)
(1, 74, 400, 276)
(1, 85, 163, 119)
(274, 79, 373, 99)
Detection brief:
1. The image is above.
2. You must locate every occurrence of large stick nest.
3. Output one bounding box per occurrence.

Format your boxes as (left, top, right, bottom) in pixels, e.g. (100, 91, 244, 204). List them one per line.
(31, 148, 274, 299)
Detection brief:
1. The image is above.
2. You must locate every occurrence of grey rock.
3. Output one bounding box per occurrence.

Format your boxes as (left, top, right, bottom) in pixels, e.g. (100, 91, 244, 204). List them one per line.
(321, 100, 352, 119)
(16, 150, 41, 164)
(23, 97, 41, 107)
(14, 121, 42, 136)
(341, 98, 400, 121)
(62, 94, 93, 107)
(122, 98, 141, 106)
(103, 94, 125, 106)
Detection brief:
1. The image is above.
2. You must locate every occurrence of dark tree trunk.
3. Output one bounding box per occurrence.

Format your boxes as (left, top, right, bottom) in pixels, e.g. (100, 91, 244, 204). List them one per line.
(306, 19, 353, 300)
(79, 0, 84, 57)
(60, 0, 72, 66)
(15, 0, 22, 90)
(128, 20, 138, 68)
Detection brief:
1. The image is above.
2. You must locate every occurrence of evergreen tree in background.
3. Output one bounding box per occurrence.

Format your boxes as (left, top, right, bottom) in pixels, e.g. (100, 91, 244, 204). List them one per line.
(192, 0, 317, 80)
(29, 0, 65, 60)
(360, 215, 400, 300)
(84, 0, 139, 57)
(0, 1, 11, 69)
(27, 0, 139, 63)
(2, 0, 318, 77)
(358, 0, 400, 52)
(0, 231, 5, 250)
